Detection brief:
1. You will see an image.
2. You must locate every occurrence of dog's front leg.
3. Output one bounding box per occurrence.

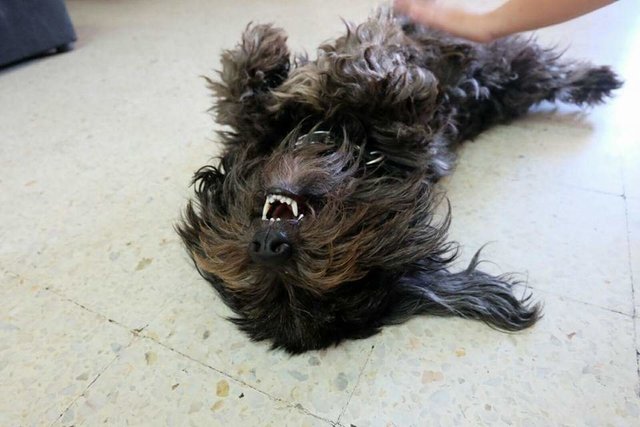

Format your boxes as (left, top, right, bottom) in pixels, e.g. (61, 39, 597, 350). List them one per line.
(208, 24, 291, 141)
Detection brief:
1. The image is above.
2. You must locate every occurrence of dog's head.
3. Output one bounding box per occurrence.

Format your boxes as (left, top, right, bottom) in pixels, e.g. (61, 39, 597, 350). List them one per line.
(178, 127, 456, 353)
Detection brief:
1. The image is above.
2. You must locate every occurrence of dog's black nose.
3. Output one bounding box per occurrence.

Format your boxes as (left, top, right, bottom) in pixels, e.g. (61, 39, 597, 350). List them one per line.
(249, 229, 292, 265)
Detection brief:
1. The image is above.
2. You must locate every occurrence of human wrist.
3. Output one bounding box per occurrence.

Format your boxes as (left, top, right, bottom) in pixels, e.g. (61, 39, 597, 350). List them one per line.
(439, 8, 500, 43)
(476, 10, 504, 42)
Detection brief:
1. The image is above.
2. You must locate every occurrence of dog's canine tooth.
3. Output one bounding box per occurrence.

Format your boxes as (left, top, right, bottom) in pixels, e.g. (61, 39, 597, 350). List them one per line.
(262, 198, 270, 219)
(291, 200, 298, 217)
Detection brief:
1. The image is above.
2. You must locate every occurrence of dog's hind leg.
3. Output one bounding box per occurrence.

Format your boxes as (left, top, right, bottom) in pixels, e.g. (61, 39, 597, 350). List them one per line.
(208, 24, 291, 140)
(448, 37, 623, 141)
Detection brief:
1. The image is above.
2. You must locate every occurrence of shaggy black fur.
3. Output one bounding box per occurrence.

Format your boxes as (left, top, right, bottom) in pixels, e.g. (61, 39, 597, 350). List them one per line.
(178, 8, 622, 354)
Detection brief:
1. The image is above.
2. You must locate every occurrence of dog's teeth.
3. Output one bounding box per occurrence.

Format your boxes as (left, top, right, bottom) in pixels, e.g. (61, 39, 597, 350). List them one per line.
(297, 214, 304, 220)
(270, 218, 275, 222)
(291, 200, 298, 217)
(276, 218, 281, 221)
(262, 199, 270, 219)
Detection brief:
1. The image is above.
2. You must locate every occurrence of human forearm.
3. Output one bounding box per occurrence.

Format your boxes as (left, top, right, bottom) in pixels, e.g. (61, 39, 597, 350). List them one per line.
(395, 0, 617, 43)
(486, 0, 616, 40)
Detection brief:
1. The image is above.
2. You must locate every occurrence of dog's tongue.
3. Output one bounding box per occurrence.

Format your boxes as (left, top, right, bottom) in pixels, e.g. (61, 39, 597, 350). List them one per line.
(272, 203, 294, 220)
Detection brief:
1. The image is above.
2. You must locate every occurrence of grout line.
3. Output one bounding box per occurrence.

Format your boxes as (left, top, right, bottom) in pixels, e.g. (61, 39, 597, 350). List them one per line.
(621, 167, 640, 397)
(522, 283, 634, 319)
(8, 281, 144, 425)
(43, 286, 142, 332)
(10, 279, 337, 423)
(40, 289, 154, 424)
(51, 336, 138, 426)
(558, 182, 624, 198)
(336, 344, 375, 425)
(139, 334, 335, 425)
(442, 248, 635, 319)
(454, 265, 637, 319)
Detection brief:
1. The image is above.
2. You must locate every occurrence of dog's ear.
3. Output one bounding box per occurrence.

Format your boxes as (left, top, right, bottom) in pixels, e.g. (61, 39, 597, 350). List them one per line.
(381, 252, 541, 331)
(191, 165, 227, 213)
(207, 24, 291, 139)
(176, 164, 228, 254)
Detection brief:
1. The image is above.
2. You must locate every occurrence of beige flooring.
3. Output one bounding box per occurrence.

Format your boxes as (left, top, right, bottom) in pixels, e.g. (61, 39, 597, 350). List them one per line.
(1, 1, 639, 425)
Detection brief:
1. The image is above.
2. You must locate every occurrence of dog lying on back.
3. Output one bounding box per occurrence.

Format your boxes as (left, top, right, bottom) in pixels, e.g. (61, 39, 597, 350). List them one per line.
(178, 8, 621, 353)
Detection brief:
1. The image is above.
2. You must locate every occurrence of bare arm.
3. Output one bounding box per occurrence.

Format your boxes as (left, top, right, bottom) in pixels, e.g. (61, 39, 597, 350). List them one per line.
(394, 0, 616, 43)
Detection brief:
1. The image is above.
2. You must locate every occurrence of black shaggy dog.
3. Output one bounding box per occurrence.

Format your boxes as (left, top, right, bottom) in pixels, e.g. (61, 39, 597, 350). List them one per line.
(178, 8, 621, 354)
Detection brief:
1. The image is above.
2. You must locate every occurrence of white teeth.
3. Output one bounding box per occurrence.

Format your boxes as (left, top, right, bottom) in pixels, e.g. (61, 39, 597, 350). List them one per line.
(276, 195, 292, 206)
(297, 214, 304, 220)
(262, 193, 303, 221)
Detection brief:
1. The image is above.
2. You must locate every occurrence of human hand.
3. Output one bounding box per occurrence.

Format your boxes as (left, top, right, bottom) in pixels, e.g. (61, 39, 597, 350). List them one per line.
(394, 0, 616, 43)
(393, 0, 498, 43)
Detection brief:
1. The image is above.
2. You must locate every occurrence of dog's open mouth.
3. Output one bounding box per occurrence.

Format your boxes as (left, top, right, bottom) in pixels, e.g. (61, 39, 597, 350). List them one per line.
(262, 192, 306, 222)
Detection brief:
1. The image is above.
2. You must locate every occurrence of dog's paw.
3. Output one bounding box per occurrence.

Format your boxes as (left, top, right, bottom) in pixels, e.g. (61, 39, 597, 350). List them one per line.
(216, 24, 291, 99)
(238, 24, 291, 91)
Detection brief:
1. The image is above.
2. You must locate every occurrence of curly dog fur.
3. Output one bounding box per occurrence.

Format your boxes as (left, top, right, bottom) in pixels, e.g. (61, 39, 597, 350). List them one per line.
(178, 8, 622, 354)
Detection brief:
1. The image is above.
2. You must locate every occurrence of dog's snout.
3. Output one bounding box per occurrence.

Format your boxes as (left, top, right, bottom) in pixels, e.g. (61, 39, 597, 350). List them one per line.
(249, 228, 292, 265)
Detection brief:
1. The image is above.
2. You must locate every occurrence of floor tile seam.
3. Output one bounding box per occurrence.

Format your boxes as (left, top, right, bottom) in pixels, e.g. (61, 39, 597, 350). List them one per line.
(336, 344, 375, 425)
(621, 169, 640, 396)
(49, 347, 126, 426)
(138, 333, 336, 424)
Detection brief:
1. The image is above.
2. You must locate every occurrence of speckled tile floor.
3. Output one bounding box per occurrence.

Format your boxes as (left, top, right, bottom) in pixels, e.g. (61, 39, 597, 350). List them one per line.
(1, 0, 639, 426)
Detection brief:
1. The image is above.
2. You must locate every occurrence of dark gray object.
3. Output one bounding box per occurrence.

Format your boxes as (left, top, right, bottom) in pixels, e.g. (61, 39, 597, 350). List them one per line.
(0, 0, 76, 67)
